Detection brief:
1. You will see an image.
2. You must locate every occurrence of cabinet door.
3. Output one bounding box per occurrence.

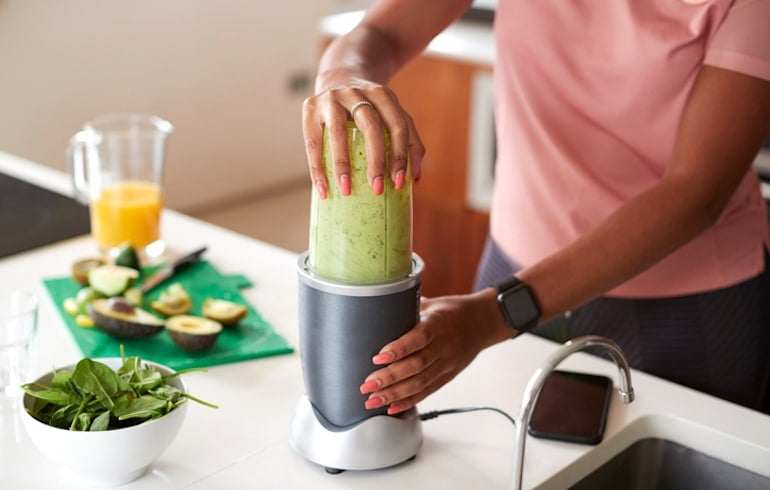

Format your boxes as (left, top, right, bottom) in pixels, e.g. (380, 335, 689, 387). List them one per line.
(413, 201, 489, 296)
(390, 56, 491, 296)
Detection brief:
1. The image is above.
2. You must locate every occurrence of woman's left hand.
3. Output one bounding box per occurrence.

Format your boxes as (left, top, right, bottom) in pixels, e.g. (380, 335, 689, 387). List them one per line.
(359, 288, 514, 415)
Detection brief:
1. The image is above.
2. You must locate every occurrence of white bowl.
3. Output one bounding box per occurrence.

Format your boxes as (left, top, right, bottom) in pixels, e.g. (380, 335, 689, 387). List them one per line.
(21, 357, 188, 487)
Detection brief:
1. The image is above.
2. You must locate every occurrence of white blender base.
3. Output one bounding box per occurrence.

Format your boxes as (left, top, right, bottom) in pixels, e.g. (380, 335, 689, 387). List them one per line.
(289, 395, 423, 472)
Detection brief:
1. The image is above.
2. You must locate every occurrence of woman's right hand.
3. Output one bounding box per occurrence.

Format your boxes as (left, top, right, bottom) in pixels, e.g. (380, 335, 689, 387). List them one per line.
(301, 70, 425, 200)
(301, 0, 474, 198)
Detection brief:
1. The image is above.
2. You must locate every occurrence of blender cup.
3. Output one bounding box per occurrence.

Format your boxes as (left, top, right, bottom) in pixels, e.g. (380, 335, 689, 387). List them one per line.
(308, 121, 413, 284)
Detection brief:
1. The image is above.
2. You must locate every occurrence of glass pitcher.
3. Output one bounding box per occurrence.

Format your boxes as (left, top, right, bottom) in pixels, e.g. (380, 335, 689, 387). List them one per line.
(67, 113, 173, 258)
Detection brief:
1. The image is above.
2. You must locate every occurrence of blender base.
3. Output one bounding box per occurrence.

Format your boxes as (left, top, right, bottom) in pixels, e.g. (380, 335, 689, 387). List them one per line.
(289, 395, 423, 472)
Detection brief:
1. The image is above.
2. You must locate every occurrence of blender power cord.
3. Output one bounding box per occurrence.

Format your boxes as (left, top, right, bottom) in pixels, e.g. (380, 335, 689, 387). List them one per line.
(419, 406, 517, 427)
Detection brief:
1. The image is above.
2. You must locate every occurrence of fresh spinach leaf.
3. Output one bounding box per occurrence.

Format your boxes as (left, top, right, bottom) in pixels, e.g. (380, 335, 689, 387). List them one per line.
(89, 410, 111, 431)
(113, 395, 169, 420)
(20, 384, 77, 406)
(71, 359, 129, 409)
(51, 369, 72, 391)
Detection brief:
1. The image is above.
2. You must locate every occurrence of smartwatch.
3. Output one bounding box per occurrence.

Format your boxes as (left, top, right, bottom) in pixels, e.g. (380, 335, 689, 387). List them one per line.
(492, 276, 541, 333)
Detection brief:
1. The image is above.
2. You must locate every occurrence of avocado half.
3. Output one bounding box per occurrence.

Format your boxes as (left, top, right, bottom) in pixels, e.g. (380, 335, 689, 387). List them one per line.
(202, 298, 247, 325)
(71, 257, 106, 286)
(88, 298, 165, 339)
(166, 315, 223, 352)
(151, 283, 192, 316)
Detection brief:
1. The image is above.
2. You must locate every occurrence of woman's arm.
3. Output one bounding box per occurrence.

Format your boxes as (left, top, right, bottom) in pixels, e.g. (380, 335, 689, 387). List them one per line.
(519, 66, 770, 320)
(362, 66, 770, 415)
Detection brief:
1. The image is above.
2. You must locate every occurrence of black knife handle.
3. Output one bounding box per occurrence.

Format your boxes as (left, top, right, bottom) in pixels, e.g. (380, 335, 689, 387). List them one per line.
(172, 246, 208, 271)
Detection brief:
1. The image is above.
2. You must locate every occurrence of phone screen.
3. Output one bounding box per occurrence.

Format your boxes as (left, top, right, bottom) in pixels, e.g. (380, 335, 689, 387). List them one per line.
(527, 370, 613, 445)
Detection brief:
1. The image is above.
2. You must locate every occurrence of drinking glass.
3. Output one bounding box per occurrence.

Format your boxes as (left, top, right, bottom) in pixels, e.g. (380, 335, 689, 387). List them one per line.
(0, 291, 38, 397)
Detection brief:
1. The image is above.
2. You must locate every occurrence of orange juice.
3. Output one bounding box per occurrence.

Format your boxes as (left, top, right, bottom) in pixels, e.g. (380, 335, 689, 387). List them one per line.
(90, 181, 162, 250)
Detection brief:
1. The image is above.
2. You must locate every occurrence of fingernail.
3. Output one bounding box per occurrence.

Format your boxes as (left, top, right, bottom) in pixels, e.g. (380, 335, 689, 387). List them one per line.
(315, 181, 327, 200)
(372, 176, 384, 195)
(387, 404, 404, 415)
(365, 396, 384, 410)
(394, 170, 405, 190)
(414, 168, 422, 183)
(339, 174, 351, 196)
(360, 379, 381, 394)
(372, 352, 394, 365)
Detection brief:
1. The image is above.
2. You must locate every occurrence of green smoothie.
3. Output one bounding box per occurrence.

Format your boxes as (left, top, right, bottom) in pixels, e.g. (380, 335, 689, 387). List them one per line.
(308, 122, 412, 283)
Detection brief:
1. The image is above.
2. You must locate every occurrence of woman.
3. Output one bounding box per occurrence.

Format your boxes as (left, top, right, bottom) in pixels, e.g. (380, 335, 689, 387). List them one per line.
(302, 0, 770, 411)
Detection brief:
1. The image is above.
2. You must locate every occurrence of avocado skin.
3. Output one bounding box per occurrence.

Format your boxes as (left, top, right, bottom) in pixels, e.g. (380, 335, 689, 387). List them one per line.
(166, 315, 222, 352)
(88, 299, 164, 339)
(167, 330, 219, 352)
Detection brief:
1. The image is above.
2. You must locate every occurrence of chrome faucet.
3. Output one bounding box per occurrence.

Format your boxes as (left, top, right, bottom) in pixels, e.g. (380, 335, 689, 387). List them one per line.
(511, 335, 635, 490)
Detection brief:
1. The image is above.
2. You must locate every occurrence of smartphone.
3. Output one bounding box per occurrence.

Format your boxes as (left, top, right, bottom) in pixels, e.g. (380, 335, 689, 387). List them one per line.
(527, 370, 613, 445)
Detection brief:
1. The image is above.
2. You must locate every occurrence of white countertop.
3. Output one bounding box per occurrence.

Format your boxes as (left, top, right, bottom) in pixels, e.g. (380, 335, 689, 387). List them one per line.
(1, 150, 769, 489)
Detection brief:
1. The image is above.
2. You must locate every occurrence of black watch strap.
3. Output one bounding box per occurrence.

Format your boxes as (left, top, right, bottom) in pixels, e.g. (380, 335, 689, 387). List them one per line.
(492, 276, 541, 333)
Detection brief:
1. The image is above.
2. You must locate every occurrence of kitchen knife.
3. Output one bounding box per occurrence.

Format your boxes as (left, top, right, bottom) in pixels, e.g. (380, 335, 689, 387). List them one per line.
(140, 246, 208, 293)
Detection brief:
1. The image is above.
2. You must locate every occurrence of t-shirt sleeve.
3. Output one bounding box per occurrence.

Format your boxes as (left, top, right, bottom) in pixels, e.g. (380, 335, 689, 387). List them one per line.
(704, 0, 770, 81)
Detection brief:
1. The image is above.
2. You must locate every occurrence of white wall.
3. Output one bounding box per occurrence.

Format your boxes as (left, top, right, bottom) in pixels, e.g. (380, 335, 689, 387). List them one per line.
(0, 0, 366, 212)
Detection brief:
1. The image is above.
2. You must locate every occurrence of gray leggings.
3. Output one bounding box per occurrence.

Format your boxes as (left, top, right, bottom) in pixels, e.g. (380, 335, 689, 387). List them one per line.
(474, 237, 770, 411)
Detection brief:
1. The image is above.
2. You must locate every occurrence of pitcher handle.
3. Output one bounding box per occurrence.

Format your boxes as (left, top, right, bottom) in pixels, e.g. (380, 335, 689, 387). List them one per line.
(67, 130, 96, 205)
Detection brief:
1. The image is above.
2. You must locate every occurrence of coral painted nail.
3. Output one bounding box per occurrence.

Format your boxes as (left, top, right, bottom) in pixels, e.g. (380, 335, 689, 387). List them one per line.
(387, 404, 404, 415)
(372, 176, 384, 195)
(394, 170, 406, 190)
(339, 174, 351, 196)
(372, 352, 394, 364)
(315, 181, 327, 200)
(365, 396, 384, 410)
(360, 379, 380, 394)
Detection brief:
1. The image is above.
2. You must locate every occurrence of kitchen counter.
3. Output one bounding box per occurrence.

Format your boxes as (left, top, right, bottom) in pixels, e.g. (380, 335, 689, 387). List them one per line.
(1, 150, 769, 489)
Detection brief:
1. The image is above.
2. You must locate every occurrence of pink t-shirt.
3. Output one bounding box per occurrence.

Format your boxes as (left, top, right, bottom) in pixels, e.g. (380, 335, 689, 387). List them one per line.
(491, 0, 770, 298)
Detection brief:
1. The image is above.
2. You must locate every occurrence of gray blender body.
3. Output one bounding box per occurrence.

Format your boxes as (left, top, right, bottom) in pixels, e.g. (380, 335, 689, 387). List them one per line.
(291, 252, 424, 471)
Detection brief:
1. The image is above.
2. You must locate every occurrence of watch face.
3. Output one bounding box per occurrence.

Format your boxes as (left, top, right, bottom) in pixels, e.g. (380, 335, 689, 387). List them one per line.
(500, 285, 540, 331)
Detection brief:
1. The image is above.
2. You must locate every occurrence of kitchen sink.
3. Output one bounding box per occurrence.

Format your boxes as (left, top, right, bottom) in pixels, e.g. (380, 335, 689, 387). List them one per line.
(537, 414, 770, 490)
(569, 437, 770, 489)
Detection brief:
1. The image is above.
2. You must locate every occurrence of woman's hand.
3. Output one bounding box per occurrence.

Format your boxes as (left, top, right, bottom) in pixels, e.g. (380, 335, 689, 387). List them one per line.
(359, 287, 514, 415)
(300, 0, 475, 198)
(302, 73, 425, 200)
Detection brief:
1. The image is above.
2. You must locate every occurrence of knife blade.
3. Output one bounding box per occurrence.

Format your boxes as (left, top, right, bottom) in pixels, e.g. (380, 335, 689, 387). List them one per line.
(140, 246, 208, 293)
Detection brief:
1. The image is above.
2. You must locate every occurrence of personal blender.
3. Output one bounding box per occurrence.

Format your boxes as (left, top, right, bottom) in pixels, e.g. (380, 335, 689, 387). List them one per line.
(290, 122, 424, 473)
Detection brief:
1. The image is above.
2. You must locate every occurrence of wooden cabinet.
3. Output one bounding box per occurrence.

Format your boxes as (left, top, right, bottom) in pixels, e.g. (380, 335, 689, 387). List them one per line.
(389, 56, 492, 297)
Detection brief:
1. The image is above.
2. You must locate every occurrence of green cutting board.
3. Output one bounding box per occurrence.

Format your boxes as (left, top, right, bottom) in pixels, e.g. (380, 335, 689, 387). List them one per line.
(43, 260, 294, 370)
